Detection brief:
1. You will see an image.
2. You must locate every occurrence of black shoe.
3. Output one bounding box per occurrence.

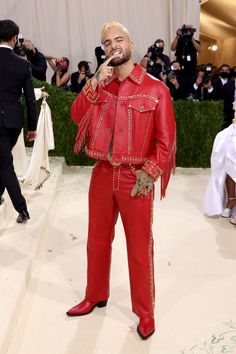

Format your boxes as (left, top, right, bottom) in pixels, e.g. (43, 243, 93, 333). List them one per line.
(0, 196, 4, 205)
(16, 210, 30, 224)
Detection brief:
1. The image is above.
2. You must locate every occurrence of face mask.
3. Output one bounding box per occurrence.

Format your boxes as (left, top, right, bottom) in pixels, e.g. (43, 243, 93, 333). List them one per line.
(155, 46, 164, 54)
(220, 72, 229, 79)
(173, 69, 181, 75)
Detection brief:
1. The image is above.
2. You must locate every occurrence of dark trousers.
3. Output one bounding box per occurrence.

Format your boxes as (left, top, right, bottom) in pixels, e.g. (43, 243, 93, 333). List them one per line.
(0, 127, 27, 213)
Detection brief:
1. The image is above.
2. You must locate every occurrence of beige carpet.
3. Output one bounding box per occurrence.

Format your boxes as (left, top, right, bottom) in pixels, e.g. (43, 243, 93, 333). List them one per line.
(2, 165, 236, 354)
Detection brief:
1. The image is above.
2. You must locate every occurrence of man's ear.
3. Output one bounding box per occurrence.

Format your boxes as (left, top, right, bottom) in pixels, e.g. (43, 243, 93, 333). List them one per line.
(11, 35, 18, 48)
(130, 41, 135, 52)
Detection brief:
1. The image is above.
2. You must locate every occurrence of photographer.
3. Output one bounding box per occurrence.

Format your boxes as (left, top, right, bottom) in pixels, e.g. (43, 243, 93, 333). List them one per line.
(212, 64, 231, 100)
(160, 61, 187, 101)
(46, 56, 70, 89)
(190, 68, 215, 101)
(146, 39, 170, 71)
(95, 45, 106, 71)
(171, 25, 201, 92)
(222, 68, 236, 128)
(14, 37, 47, 81)
(70, 61, 92, 93)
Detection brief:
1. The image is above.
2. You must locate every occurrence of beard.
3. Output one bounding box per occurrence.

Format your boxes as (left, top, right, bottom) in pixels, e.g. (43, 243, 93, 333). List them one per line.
(109, 49, 132, 67)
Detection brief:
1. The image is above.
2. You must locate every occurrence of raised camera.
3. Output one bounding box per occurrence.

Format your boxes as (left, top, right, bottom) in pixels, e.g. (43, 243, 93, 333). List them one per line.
(148, 44, 163, 61)
(168, 71, 176, 80)
(202, 75, 210, 85)
(14, 33, 27, 57)
(181, 25, 196, 37)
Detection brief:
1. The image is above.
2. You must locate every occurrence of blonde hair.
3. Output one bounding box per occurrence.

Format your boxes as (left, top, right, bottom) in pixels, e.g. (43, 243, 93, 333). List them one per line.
(101, 21, 131, 43)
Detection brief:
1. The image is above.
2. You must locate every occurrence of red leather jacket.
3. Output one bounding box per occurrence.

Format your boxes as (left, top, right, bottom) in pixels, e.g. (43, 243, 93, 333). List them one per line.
(71, 64, 176, 197)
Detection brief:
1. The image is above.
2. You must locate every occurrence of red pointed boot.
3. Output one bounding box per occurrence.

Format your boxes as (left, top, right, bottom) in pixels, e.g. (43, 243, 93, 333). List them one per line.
(66, 299, 107, 317)
(137, 318, 155, 340)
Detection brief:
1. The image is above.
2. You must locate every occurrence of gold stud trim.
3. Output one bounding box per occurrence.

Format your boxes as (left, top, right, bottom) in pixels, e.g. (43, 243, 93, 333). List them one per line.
(90, 103, 107, 148)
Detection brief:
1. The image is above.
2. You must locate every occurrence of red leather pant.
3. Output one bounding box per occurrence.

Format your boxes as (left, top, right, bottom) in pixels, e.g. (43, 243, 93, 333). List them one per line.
(85, 161, 155, 319)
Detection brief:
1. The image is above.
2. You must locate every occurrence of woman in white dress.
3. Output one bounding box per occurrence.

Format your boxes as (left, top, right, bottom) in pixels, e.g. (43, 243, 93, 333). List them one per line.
(204, 101, 236, 225)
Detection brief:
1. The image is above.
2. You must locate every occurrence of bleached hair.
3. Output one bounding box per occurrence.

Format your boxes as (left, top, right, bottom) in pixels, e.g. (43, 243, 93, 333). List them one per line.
(101, 21, 131, 43)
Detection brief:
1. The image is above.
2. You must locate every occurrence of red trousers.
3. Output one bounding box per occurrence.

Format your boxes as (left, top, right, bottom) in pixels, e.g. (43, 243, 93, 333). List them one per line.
(85, 161, 155, 319)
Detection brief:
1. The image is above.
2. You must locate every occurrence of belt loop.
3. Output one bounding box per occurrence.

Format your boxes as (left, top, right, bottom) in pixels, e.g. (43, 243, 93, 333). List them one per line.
(112, 165, 121, 191)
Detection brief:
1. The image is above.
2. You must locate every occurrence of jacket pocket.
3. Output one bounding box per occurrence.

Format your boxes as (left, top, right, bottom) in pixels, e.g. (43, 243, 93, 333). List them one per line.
(128, 97, 157, 113)
(127, 97, 157, 154)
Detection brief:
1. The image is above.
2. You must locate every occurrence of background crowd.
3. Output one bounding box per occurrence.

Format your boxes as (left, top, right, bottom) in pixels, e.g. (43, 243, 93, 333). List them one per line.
(14, 24, 236, 129)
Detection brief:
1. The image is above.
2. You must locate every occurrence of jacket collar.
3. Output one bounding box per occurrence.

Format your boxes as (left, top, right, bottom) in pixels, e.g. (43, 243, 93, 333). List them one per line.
(0, 44, 13, 50)
(104, 63, 146, 86)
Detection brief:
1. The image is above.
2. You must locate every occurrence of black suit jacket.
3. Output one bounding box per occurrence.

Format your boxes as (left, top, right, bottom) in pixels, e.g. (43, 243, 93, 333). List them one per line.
(223, 79, 235, 127)
(212, 77, 228, 100)
(70, 71, 87, 93)
(26, 48, 47, 81)
(0, 47, 37, 131)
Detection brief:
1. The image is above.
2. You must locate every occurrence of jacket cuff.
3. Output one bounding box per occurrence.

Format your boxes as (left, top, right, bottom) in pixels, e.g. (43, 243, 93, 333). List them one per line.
(142, 160, 163, 181)
(83, 79, 99, 103)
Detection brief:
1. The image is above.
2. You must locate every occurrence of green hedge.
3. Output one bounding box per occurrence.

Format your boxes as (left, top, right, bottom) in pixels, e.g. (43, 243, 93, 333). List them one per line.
(30, 79, 223, 167)
(174, 99, 223, 167)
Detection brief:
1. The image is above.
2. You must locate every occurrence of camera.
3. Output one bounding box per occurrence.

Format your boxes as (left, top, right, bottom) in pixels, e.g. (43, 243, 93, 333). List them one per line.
(14, 33, 27, 57)
(205, 64, 213, 73)
(167, 71, 176, 80)
(148, 44, 164, 62)
(181, 25, 196, 37)
(55, 58, 69, 71)
(202, 75, 210, 85)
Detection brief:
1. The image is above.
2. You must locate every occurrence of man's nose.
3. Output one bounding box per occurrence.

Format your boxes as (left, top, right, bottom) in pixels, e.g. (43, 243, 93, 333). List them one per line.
(111, 41, 119, 49)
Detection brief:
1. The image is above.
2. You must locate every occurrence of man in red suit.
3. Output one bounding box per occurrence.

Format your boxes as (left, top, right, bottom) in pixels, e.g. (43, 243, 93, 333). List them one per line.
(67, 21, 176, 340)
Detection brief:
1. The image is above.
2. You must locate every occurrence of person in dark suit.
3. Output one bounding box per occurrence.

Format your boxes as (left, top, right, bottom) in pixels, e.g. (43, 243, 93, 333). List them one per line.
(223, 73, 236, 128)
(95, 45, 106, 71)
(70, 61, 92, 93)
(212, 64, 231, 100)
(23, 40, 47, 81)
(0, 19, 37, 223)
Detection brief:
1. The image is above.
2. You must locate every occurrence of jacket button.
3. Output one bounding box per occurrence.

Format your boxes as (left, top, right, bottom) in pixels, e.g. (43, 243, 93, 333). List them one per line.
(120, 102, 126, 106)
(107, 127, 112, 133)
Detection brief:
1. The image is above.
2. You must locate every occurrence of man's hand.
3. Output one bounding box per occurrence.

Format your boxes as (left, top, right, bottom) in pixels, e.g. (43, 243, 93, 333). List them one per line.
(196, 76, 203, 86)
(78, 72, 87, 83)
(27, 131, 37, 141)
(93, 54, 119, 83)
(203, 81, 213, 90)
(176, 28, 182, 37)
(160, 72, 167, 83)
(169, 77, 179, 89)
(90, 54, 119, 90)
(131, 170, 154, 197)
(20, 55, 28, 61)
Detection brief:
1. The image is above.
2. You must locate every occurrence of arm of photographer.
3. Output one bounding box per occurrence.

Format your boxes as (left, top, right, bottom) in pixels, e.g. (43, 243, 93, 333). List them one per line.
(45, 56, 57, 72)
(191, 37, 201, 52)
(170, 29, 181, 51)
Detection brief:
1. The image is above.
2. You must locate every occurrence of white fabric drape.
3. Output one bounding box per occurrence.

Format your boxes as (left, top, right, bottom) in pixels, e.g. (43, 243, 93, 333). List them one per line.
(12, 89, 55, 190)
(2, 0, 200, 80)
(204, 123, 236, 216)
